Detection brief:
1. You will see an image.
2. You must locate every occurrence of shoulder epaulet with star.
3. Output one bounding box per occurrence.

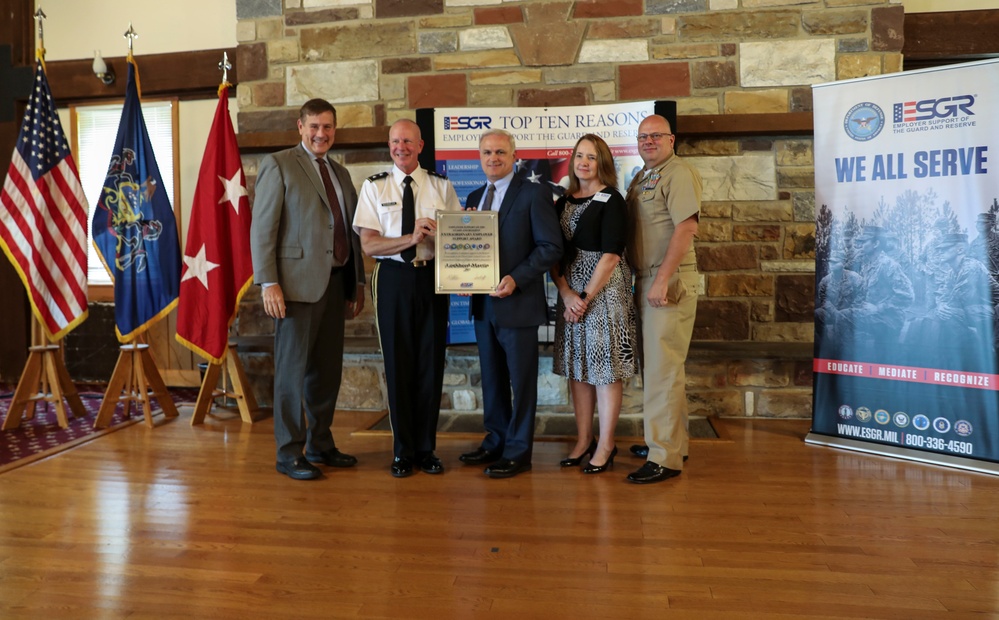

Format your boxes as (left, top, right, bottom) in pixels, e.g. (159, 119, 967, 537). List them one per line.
(427, 170, 447, 179)
(367, 171, 389, 182)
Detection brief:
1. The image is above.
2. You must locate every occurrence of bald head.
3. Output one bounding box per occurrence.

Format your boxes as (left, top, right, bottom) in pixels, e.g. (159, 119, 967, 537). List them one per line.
(389, 119, 424, 174)
(637, 114, 676, 168)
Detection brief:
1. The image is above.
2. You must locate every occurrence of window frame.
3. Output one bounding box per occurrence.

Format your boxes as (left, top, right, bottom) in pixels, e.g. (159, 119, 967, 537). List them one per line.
(69, 97, 181, 303)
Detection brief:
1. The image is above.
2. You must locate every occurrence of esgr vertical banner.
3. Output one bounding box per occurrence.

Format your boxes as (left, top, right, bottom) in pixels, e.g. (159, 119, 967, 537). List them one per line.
(808, 59, 999, 473)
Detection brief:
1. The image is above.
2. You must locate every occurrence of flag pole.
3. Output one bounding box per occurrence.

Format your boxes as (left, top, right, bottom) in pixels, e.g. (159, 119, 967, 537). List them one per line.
(1, 8, 88, 431)
(190, 51, 259, 426)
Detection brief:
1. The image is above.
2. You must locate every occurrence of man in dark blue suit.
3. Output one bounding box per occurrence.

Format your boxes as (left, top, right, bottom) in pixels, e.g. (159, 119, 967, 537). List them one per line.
(458, 129, 563, 478)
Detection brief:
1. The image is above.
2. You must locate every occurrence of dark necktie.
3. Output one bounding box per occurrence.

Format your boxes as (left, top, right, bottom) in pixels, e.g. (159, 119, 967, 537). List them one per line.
(401, 175, 416, 261)
(316, 157, 349, 265)
(482, 183, 496, 211)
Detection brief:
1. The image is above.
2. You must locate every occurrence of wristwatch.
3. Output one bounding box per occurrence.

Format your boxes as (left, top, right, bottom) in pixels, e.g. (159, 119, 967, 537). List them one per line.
(578, 291, 588, 300)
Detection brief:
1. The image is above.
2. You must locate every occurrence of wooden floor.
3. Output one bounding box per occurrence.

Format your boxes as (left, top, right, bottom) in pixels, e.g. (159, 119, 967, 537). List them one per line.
(1, 407, 998, 619)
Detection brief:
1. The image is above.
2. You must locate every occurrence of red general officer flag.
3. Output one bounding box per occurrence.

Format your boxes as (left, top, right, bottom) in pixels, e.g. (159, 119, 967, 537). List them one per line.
(176, 85, 253, 363)
(0, 58, 89, 340)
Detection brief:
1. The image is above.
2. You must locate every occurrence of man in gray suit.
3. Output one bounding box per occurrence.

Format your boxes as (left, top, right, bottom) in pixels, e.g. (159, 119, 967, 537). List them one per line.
(250, 99, 366, 481)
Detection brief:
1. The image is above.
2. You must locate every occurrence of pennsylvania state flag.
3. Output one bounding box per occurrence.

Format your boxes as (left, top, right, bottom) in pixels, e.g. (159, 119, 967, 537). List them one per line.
(92, 56, 180, 342)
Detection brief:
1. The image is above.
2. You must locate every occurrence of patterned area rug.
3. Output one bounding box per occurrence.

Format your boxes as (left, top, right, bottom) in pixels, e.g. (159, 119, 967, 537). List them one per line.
(0, 389, 197, 473)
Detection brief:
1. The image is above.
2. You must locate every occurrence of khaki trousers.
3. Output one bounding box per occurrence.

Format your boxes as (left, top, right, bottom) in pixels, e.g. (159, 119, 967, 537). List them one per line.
(636, 269, 698, 470)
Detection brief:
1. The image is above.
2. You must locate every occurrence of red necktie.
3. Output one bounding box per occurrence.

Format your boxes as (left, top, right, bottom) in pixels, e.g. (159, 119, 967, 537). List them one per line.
(316, 157, 349, 265)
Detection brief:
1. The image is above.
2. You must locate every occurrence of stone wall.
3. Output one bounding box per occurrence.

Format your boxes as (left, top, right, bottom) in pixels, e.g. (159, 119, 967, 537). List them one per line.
(232, 0, 905, 418)
(235, 0, 903, 124)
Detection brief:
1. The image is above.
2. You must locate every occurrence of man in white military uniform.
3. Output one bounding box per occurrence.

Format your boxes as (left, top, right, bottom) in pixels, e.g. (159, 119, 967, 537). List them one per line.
(353, 119, 461, 478)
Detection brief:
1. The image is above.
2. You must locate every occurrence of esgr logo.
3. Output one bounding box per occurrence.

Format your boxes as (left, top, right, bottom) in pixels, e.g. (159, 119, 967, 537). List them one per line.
(843, 102, 885, 141)
(445, 115, 492, 130)
(893, 95, 975, 124)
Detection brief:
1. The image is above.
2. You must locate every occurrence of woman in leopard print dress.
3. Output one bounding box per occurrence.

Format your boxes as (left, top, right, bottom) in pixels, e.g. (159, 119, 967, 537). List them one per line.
(551, 134, 639, 474)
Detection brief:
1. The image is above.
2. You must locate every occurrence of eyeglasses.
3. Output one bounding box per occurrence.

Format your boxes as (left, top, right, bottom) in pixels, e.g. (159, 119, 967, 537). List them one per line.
(636, 132, 673, 143)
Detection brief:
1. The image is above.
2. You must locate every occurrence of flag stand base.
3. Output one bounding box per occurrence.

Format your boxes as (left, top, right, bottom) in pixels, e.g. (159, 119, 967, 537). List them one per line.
(190, 343, 259, 425)
(1, 343, 86, 430)
(94, 343, 179, 429)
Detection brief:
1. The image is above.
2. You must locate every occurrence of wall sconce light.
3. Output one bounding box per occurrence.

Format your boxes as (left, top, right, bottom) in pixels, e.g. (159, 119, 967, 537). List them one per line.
(92, 50, 115, 85)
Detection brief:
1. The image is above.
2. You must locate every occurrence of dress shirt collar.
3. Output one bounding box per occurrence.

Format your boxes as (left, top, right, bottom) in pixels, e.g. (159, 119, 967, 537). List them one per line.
(391, 165, 426, 186)
(301, 142, 327, 163)
(480, 171, 514, 210)
(489, 171, 514, 194)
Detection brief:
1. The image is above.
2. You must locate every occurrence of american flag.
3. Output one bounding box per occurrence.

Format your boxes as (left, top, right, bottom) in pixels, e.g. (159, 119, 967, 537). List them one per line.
(0, 60, 89, 340)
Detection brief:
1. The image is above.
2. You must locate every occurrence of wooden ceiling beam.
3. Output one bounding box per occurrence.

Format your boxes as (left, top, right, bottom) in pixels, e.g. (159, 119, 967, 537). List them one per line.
(44, 47, 238, 103)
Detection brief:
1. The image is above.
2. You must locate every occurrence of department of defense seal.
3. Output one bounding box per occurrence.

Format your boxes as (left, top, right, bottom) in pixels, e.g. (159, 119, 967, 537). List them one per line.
(844, 102, 886, 142)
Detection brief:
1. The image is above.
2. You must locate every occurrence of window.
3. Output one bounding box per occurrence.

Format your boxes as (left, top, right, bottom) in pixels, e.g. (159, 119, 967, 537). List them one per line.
(71, 99, 179, 291)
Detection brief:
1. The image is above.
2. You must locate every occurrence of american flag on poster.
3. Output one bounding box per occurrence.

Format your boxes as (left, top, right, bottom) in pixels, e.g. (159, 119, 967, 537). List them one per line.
(175, 85, 253, 363)
(0, 58, 89, 340)
(91, 56, 181, 342)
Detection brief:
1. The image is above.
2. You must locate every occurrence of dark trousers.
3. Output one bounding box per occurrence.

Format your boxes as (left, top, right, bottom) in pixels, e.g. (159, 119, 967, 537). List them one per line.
(273, 268, 345, 464)
(474, 298, 540, 463)
(373, 260, 447, 458)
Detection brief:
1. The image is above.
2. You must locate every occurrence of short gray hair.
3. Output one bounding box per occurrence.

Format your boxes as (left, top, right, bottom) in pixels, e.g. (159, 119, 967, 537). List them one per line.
(479, 128, 516, 151)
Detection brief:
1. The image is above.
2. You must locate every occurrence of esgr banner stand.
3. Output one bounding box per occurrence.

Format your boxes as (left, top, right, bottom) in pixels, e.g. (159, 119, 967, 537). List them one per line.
(416, 101, 676, 344)
(807, 59, 999, 475)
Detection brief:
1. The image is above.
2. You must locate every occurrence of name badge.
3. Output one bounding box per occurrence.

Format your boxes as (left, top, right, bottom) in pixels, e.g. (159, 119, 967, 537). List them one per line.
(592, 192, 611, 203)
(380, 201, 398, 207)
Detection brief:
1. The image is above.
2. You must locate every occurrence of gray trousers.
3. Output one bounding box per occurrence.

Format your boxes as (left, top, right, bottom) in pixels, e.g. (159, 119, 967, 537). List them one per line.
(273, 269, 346, 464)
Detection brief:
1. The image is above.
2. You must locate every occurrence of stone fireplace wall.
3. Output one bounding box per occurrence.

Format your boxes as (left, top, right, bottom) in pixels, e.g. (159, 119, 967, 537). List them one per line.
(231, 0, 904, 418)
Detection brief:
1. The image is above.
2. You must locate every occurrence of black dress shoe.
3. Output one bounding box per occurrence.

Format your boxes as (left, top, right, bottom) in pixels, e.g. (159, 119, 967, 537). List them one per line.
(484, 459, 532, 479)
(582, 446, 618, 474)
(629, 444, 688, 462)
(419, 453, 444, 474)
(560, 438, 598, 467)
(276, 457, 321, 480)
(306, 448, 358, 468)
(626, 461, 681, 484)
(391, 456, 414, 478)
(459, 447, 501, 465)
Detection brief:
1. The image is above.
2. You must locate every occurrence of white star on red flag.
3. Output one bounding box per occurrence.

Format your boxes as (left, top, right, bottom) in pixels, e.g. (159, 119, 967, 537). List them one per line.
(218, 169, 248, 214)
(181, 243, 220, 289)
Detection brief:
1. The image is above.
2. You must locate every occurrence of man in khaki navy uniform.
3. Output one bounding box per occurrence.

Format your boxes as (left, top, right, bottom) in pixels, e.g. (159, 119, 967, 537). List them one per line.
(352, 119, 461, 478)
(625, 114, 701, 484)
